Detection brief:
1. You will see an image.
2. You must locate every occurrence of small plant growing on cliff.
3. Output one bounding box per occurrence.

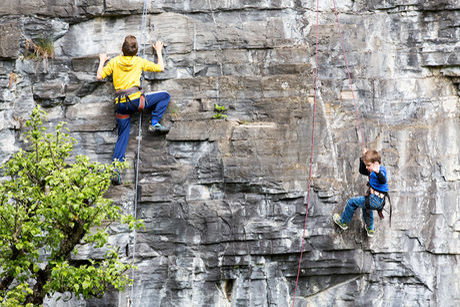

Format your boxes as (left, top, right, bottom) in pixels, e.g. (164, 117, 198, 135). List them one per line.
(25, 38, 55, 60)
(0, 107, 138, 306)
(212, 103, 228, 119)
(167, 101, 180, 119)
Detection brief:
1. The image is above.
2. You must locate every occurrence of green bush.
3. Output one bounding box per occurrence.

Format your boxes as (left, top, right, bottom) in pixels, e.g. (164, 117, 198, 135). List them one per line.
(0, 107, 138, 305)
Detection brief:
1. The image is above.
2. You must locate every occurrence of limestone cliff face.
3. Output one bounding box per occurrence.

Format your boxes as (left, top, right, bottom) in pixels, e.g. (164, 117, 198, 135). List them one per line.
(1, 0, 459, 306)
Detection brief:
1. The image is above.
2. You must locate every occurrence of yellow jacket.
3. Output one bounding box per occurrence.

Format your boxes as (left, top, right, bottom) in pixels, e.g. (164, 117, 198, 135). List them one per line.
(101, 56, 163, 102)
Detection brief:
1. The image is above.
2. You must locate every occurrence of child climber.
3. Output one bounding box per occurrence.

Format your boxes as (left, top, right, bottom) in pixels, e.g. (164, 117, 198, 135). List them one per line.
(333, 149, 389, 237)
(96, 35, 171, 184)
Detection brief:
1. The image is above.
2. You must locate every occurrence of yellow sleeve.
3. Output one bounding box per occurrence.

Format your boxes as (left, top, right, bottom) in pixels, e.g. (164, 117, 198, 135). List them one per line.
(141, 58, 162, 72)
(101, 58, 115, 79)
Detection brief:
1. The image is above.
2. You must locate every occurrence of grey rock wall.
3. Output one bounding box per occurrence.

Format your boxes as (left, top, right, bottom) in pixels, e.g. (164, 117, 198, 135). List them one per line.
(1, 0, 459, 306)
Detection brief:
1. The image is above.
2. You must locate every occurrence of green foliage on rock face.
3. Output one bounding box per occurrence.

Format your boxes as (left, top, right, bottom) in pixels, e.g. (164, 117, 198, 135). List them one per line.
(212, 103, 228, 119)
(25, 37, 55, 60)
(0, 107, 137, 306)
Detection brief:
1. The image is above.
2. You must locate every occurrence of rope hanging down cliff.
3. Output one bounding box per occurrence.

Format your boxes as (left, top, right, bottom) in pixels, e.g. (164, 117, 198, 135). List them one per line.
(291, 0, 320, 305)
(128, 0, 148, 306)
(291, 1, 368, 305)
(95, 0, 170, 305)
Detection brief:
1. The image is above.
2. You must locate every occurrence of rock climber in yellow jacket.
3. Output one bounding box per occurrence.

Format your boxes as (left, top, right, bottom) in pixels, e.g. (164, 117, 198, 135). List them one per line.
(97, 35, 170, 184)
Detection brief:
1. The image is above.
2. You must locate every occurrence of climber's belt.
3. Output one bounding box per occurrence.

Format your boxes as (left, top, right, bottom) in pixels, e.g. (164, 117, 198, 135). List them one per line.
(369, 188, 385, 199)
(114, 86, 145, 109)
(114, 86, 145, 112)
(114, 87, 140, 103)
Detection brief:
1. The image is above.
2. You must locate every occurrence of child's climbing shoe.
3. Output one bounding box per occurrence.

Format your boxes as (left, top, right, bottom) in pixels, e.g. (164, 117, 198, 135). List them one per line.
(365, 227, 375, 238)
(111, 169, 122, 185)
(333, 213, 348, 230)
(148, 123, 170, 134)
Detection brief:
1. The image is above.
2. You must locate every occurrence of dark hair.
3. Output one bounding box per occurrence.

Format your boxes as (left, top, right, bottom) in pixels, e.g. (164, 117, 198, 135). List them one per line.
(362, 150, 381, 164)
(122, 35, 138, 56)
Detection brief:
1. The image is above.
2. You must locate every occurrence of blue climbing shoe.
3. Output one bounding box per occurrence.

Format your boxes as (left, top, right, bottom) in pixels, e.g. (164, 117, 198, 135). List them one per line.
(148, 123, 170, 134)
(333, 213, 348, 230)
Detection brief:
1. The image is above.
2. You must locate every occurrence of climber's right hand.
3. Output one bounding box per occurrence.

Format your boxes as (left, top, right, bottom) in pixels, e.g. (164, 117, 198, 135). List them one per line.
(153, 41, 164, 53)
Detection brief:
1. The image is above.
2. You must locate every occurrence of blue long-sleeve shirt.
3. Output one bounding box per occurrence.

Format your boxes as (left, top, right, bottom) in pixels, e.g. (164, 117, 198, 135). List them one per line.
(359, 158, 389, 193)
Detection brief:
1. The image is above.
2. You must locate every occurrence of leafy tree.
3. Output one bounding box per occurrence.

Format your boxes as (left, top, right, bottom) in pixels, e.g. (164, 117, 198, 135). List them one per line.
(0, 107, 137, 306)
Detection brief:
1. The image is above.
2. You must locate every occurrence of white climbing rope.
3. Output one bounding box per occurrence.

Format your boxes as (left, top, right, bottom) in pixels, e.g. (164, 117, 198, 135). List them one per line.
(128, 1, 149, 306)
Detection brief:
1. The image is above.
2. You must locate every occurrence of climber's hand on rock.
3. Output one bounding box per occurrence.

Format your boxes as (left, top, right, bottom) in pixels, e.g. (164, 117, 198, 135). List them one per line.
(99, 53, 109, 63)
(153, 41, 164, 53)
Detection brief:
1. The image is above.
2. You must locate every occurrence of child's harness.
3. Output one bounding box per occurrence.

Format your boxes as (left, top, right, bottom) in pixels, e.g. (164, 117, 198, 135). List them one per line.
(114, 86, 145, 119)
(365, 186, 392, 227)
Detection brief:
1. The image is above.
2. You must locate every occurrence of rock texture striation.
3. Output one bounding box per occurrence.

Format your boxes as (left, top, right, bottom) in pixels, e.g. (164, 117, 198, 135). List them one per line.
(0, 0, 459, 306)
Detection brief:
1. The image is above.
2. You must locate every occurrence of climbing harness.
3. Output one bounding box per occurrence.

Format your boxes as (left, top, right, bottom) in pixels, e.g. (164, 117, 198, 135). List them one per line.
(364, 187, 392, 227)
(114, 87, 146, 122)
(114, 86, 146, 109)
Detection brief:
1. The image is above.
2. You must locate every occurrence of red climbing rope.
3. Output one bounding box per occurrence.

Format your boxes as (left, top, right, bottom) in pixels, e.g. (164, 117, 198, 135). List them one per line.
(291, 0, 320, 305)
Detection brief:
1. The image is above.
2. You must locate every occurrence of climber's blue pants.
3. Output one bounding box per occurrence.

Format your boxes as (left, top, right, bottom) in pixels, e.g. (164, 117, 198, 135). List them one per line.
(340, 194, 384, 230)
(112, 91, 170, 162)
